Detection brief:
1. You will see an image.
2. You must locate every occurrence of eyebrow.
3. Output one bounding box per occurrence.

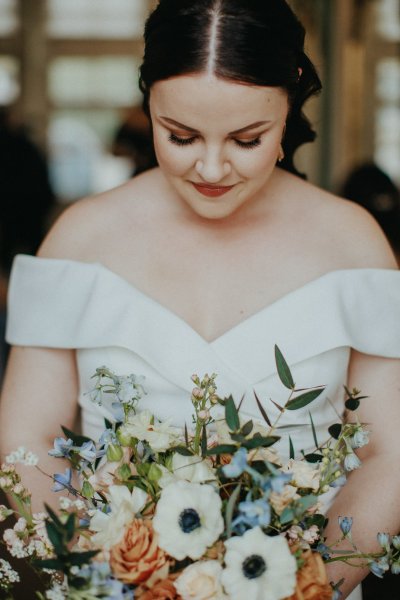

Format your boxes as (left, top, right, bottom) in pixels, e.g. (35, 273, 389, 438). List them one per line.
(159, 116, 270, 135)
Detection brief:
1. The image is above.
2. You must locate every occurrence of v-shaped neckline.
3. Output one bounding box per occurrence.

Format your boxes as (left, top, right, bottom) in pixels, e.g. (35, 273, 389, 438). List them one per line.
(91, 261, 375, 345)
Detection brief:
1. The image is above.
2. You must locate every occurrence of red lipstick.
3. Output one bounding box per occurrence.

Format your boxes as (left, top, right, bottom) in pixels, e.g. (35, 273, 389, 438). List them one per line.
(192, 182, 234, 197)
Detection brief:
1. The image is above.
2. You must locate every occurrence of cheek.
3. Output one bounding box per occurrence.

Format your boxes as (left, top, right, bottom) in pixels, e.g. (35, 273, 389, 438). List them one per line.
(236, 145, 279, 178)
(153, 133, 195, 176)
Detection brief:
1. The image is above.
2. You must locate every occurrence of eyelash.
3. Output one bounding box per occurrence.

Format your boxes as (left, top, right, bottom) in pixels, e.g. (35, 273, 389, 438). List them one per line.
(168, 133, 262, 150)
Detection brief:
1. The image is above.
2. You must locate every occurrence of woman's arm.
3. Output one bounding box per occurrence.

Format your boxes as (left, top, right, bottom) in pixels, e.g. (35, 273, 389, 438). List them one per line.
(324, 350, 400, 597)
(0, 345, 79, 512)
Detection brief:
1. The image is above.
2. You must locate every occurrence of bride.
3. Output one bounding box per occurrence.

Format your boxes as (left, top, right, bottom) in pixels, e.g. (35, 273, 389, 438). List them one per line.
(1, 1, 400, 598)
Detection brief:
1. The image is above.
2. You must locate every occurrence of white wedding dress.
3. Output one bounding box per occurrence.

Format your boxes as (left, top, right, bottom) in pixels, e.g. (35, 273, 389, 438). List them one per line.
(7, 254, 400, 600)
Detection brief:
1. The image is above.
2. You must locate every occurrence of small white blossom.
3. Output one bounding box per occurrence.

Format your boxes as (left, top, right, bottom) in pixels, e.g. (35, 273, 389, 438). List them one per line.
(89, 485, 148, 548)
(5, 447, 39, 466)
(159, 453, 216, 488)
(0, 558, 20, 587)
(119, 410, 181, 452)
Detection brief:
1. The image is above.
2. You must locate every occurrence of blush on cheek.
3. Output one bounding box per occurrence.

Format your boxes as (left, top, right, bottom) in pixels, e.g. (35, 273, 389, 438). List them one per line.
(153, 137, 194, 177)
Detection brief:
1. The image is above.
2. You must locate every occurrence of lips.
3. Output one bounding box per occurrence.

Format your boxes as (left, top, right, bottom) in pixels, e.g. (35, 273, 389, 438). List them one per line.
(192, 182, 235, 197)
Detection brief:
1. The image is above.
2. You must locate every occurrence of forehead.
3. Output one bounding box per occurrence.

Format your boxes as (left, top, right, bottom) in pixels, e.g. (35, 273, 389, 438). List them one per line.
(149, 73, 288, 127)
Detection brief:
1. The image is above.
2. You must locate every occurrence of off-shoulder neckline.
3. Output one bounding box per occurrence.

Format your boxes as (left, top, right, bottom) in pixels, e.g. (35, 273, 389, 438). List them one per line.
(15, 254, 399, 345)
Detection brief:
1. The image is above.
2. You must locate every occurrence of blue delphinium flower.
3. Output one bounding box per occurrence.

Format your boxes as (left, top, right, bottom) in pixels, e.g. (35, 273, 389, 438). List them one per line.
(233, 496, 271, 532)
(338, 516, 353, 536)
(72, 562, 133, 599)
(48, 437, 74, 458)
(370, 557, 389, 578)
(52, 468, 74, 493)
(330, 474, 347, 488)
(343, 452, 361, 472)
(350, 429, 369, 449)
(222, 447, 248, 478)
(377, 532, 390, 552)
(317, 542, 331, 560)
(76, 440, 97, 463)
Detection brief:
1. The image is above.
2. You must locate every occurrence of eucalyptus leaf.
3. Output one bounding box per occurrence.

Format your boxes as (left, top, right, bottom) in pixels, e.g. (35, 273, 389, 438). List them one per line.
(286, 387, 324, 411)
(242, 435, 280, 449)
(69, 550, 100, 566)
(170, 445, 194, 456)
(345, 398, 360, 411)
(309, 411, 319, 448)
(33, 558, 66, 571)
(45, 522, 64, 555)
(65, 513, 76, 542)
(304, 453, 323, 463)
(225, 396, 240, 431)
(270, 399, 285, 413)
(225, 484, 241, 538)
(328, 423, 342, 439)
(229, 433, 246, 443)
(274, 345, 295, 389)
(253, 390, 272, 426)
(296, 495, 318, 513)
(205, 444, 238, 456)
(240, 420, 254, 437)
(280, 507, 294, 525)
(289, 435, 295, 460)
(201, 425, 207, 457)
(61, 426, 93, 447)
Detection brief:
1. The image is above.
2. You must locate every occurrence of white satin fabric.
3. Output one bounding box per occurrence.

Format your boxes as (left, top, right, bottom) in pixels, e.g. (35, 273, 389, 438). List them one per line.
(7, 254, 400, 600)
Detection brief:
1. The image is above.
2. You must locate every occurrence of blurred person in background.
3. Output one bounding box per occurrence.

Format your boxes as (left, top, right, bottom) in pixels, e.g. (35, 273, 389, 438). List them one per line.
(341, 163, 400, 264)
(0, 108, 55, 377)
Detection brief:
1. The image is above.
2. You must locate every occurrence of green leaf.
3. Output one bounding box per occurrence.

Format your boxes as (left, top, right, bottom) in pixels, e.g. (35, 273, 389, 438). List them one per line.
(170, 445, 194, 456)
(289, 435, 295, 460)
(309, 411, 319, 448)
(33, 558, 66, 571)
(280, 507, 294, 525)
(253, 391, 272, 426)
(229, 433, 246, 443)
(44, 504, 63, 529)
(184, 423, 189, 447)
(81, 480, 95, 499)
(240, 420, 253, 437)
(296, 495, 318, 513)
(201, 425, 207, 457)
(69, 550, 99, 567)
(242, 435, 280, 450)
(65, 513, 76, 542)
(286, 387, 324, 411)
(274, 345, 295, 389)
(205, 444, 238, 456)
(225, 484, 241, 538)
(328, 423, 342, 439)
(61, 426, 93, 446)
(116, 463, 132, 481)
(345, 398, 360, 411)
(270, 399, 285, 413)
(45, 522, 64, 555)
(225, 396, 240, 431)
(304, 453, 323, 463)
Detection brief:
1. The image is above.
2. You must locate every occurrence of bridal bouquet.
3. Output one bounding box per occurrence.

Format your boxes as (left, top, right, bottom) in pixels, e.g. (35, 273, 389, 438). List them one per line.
(1, 346, 399, 599)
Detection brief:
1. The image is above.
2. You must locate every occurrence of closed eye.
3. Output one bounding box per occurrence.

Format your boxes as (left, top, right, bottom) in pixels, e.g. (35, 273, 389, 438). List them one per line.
(234, 137, 262, 149)
(169, 133, 197, 146)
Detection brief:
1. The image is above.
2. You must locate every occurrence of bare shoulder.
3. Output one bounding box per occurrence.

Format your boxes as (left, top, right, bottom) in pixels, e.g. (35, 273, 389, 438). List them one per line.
(285, 173, 398, 270)
(38, 168, 163, 261)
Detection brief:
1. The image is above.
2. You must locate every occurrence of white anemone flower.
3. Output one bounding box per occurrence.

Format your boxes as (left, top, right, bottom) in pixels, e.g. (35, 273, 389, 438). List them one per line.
(159, 453, 217, 488)
(175, 560, 228, 600)
(119, 410, 180, 452)
(221, 527, 297, 600)
(153, 480, 223, 560)
(89, 485, 148, 548)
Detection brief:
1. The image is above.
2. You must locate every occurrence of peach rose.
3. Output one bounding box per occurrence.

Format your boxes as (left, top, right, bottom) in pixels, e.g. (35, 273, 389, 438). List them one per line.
(137, 577, 181, 600)
(285, 550, 333, 600)
(110, 518, 168, 585)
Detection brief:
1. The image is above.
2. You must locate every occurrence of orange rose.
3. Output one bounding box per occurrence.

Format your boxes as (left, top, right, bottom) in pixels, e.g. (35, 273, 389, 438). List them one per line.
(285, 550, 333, 600)
(137, 577, 181, 600)
(110, 518, 168, 585)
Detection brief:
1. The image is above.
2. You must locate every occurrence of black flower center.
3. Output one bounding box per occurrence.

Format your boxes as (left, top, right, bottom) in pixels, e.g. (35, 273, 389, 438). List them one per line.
(179, 508, 201, 533)
(242, 554, 267, 580)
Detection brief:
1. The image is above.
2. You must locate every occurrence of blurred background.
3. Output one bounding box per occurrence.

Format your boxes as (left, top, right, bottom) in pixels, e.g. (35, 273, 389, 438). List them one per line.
(0, 0, 399, 597)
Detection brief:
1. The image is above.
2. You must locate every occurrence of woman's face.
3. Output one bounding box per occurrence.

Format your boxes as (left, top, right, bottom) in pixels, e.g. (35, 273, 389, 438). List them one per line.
(150, 73, 289, 220)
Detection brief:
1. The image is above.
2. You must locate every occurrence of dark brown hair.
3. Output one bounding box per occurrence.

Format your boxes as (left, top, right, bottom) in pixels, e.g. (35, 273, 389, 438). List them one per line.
(140, 0, 322, 177)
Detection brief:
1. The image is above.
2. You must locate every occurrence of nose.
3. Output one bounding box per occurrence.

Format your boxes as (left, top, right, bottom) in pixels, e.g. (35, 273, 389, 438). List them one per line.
(195, 145, 231, 182)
